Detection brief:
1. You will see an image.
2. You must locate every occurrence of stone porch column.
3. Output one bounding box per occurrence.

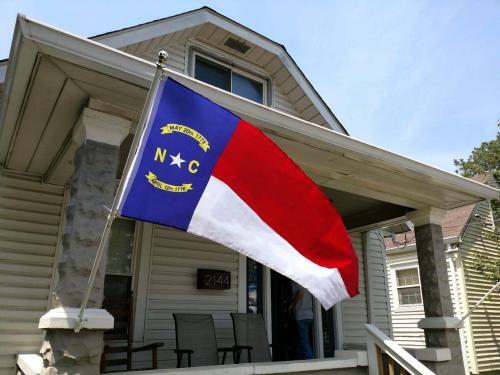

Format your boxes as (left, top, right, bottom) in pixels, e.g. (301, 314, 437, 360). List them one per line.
(407, 207, 465, 375)
(39, 108, 131, 375)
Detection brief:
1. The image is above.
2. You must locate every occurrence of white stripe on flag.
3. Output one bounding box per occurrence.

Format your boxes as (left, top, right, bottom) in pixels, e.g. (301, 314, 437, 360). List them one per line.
(187, 176, 349, 309)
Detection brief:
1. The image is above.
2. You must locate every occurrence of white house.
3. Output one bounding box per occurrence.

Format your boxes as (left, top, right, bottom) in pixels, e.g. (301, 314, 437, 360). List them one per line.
(384, 176, 500, 374)
(0, 7, 498, 375)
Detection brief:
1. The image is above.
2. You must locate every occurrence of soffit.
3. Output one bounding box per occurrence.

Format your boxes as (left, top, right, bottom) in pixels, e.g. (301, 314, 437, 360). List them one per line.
(2, 55, 145, 184)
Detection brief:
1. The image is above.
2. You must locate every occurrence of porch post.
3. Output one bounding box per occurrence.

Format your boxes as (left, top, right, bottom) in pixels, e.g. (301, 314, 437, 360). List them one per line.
(407, 207, 465, 375)
(39, 108, 131, 375)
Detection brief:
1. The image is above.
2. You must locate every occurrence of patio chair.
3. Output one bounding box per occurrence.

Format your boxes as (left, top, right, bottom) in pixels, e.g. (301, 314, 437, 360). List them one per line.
(100, 275, 164, 372)
(230, 313, 280, 363)
(173, 313, 236, 368)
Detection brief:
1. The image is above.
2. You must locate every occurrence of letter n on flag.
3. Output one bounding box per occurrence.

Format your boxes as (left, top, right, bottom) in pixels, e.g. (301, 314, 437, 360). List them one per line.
(118, 78, 358, 309)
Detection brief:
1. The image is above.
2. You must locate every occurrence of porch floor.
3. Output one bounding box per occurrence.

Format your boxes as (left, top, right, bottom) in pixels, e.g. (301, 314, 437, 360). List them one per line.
(113, 358, 367, 375)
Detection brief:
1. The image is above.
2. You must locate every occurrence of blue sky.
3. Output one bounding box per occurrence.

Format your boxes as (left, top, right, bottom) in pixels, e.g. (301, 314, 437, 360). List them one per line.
(1, 0, 498, 172)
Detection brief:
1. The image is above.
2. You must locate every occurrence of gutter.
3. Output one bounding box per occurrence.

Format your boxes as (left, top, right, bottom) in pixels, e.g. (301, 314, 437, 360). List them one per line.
(2, 14, 500, 204)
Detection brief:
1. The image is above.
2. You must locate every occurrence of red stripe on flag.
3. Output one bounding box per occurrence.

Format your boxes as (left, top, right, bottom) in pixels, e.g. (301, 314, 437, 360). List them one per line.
(212, 120, 358, 297)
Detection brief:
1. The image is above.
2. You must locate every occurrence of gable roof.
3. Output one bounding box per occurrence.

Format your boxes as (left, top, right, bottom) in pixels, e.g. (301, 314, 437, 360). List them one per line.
(91, 6, 348, 134)
(385, 175, 491, 249)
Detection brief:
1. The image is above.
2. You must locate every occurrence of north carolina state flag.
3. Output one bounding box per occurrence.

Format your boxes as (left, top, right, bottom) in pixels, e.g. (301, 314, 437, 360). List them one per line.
(119, 78, 358, 309)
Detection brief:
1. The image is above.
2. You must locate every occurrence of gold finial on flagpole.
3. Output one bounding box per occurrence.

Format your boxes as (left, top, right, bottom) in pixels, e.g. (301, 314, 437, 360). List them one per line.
(157, 50, 168, 68)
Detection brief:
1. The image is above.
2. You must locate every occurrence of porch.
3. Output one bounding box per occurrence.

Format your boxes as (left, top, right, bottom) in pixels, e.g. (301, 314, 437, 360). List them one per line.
(17, 324, 436, 375)
(112, 357, 365, 375)
(1, 14, 499, 375)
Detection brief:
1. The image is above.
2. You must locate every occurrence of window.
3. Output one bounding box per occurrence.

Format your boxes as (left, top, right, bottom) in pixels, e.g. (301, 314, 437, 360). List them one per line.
(106, 218, 136, 276)
(247, 258, 263, 313)
(104, 219, 136, 306)
(395, 267, 422, 306)
(194, 54, 266, 104)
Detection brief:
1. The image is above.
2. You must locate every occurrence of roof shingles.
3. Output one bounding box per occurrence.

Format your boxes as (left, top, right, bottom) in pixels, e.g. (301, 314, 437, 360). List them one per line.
(385, 175, 491, 249)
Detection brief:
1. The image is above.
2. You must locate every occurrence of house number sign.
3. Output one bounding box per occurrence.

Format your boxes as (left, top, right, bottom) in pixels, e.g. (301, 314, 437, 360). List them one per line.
(197, 269, 231, 290)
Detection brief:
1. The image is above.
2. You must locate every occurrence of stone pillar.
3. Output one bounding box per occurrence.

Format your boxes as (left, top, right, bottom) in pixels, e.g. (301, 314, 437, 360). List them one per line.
(39, 108, 131, 375)
(408, 207, 466, 375)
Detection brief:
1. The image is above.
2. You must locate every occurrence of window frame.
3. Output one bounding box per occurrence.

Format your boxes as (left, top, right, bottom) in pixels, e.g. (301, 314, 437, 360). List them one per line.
(246, 257, 264, 314)
(190, 49, 269, 106)
(105, 217, 138, 277)
(391, 262, 423, 310)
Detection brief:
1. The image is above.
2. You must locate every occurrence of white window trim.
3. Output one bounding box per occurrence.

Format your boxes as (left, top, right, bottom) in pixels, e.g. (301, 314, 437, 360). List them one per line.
(390, 261, 424, 311)
(186, 38, 270, 77)
(105, 217, 138, 277)
(132, 222, 154, 342)
(188, 44, 270, 106)
(238, 254, 247, 313)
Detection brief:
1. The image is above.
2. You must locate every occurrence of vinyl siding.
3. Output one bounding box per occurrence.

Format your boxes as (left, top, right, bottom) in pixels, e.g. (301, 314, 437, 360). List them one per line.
(386, 247, 475, 372)
(140, 42, 186, 74)
(447, 252, 473, 373)
(365, 231, 391, 335)
(135, 225, 240, 369)
(0, 172, 65, 374)
(273, 85, 300, 117)
(340, 231, 391, 349)
(341, 232, 369, 349)
(124, 34, 303, 118)
(460, 201, 500, 373)
(386, 251, 426, 349)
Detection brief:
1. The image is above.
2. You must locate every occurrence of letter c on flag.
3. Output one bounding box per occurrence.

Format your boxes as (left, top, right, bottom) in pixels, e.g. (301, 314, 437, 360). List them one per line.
(189, 160, 200, 174)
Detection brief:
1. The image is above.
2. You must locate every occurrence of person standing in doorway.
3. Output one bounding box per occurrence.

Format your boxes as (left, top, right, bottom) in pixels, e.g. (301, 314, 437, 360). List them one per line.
(289, 281, 314, 359)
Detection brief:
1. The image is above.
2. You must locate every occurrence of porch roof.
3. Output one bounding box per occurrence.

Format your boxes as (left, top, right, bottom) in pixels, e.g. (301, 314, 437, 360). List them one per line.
(0, 15, 498, 228)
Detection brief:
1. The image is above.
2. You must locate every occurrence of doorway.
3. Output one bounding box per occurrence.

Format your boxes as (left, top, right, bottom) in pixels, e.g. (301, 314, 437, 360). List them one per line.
(270, 271, 320, 361)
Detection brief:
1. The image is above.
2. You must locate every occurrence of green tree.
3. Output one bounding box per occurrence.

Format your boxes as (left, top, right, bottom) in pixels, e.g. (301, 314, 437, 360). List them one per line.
(455, 124, 500, 283)
(454, 123, 500, 220)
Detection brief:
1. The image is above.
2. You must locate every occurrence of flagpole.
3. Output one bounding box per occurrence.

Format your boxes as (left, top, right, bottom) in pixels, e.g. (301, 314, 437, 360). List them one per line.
(75, 51, 169, 332)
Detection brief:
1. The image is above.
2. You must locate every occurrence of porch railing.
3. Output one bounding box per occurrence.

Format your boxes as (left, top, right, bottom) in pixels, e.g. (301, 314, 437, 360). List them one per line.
(365, 324, 434, 375)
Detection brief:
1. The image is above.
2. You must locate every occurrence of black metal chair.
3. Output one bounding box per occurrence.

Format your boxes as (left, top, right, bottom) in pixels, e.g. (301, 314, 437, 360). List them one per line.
(172, 313, 236, 368)
(230, 313, 287, 363)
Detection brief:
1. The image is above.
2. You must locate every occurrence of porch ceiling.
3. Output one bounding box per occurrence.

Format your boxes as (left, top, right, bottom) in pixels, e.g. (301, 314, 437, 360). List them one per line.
(0, 15, 498, 228)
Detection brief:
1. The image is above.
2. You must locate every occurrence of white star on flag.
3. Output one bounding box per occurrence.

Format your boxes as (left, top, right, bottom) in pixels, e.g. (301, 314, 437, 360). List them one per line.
(169, 152, 186, 168)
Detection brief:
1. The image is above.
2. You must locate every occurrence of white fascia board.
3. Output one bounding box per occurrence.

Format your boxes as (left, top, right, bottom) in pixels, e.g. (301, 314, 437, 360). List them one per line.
(0, 15, 39, 163)
(22, 16, 154, 87)
(94, 10, 210, 48)
(94, 8, 345, 133)
(6, 15, 500, 205)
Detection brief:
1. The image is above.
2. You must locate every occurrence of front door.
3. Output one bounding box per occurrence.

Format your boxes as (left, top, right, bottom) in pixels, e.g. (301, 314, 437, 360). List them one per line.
(248, 262, 336, 361)
(270, 271, 297, 360)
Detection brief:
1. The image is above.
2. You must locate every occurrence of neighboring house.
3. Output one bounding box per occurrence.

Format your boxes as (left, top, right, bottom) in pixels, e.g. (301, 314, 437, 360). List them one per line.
(0, 6, 498, 375)
(385, 176, 500, 374)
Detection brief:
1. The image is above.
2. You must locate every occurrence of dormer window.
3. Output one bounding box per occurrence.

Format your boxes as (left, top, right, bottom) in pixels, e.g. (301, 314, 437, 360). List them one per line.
(194, 54, 266, 105)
